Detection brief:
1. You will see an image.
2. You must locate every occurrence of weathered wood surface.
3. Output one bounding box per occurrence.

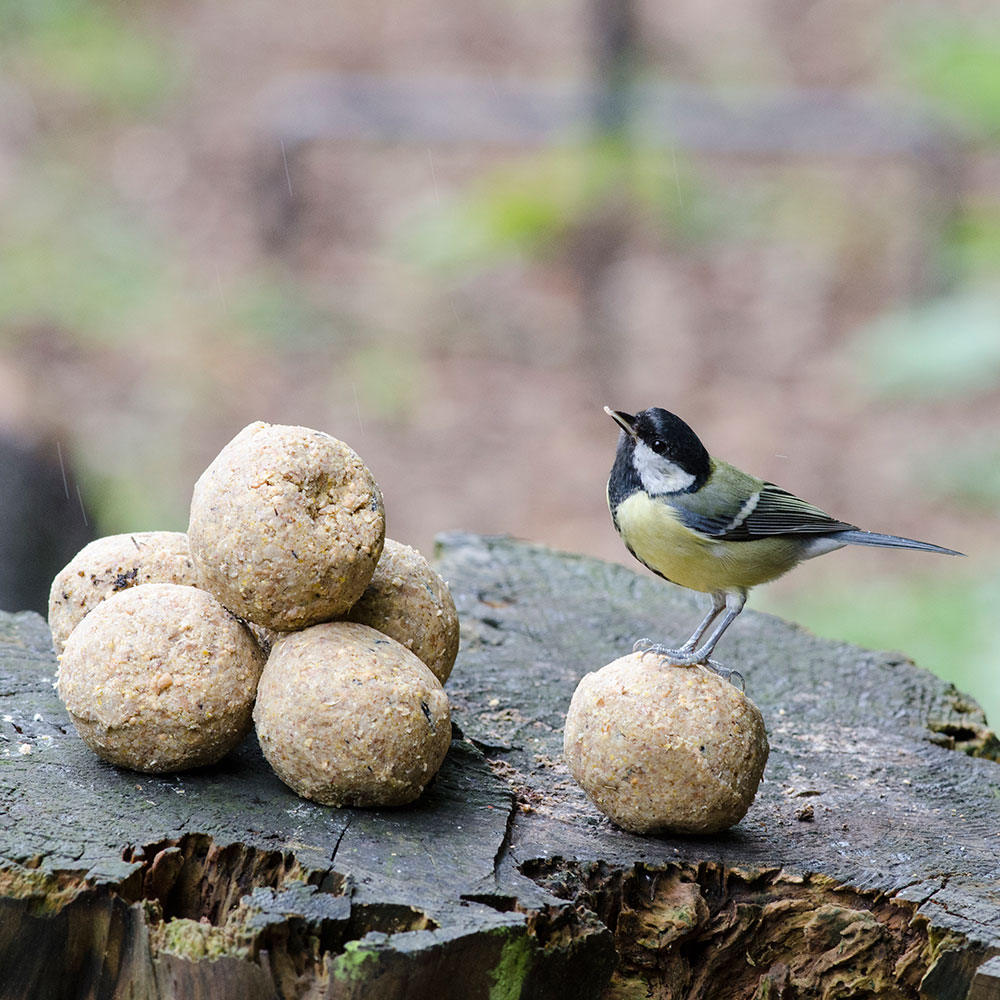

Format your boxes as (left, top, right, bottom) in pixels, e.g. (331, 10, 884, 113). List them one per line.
(1, 531, 998, 999)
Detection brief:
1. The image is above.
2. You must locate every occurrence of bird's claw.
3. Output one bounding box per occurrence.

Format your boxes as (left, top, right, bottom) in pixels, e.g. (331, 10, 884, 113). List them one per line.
(633, 641, 701, 666)
(705, 659, 745, 691)
(631, 641, 745, 691)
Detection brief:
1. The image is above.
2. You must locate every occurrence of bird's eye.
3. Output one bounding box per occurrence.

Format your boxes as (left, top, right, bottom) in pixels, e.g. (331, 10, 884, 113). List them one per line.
(651, 438, 666, 453)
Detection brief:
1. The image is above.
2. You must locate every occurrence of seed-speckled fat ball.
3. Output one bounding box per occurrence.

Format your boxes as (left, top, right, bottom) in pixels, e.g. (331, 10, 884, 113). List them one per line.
(254, 621, 451, 807)
(563, 653, 768, 834)
(48, 531, 199, 655)
(57, 584, 264, 773)
(341, 539, 460, 684)
(188, 422, 385, 631)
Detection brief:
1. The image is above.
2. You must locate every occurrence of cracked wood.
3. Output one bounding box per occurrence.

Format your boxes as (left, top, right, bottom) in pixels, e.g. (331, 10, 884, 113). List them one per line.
(0, 533, 998, 999)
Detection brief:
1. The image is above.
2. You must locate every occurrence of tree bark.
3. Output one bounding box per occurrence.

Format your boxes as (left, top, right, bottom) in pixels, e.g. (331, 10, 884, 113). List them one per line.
(0, 532, 997, 999)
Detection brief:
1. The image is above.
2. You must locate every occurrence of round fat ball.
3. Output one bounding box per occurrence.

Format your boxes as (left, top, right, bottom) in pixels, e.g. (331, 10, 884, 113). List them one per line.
(563, 653, 769, 834)
(253, 621, 451, 807)
(341, 538, 460, 684)
(188, 421, 385, 631)
(48, 531, 199, 655)
(57, 583, 264, 773)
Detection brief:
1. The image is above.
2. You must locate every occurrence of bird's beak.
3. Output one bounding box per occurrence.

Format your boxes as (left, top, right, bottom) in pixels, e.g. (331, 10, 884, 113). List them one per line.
(604, 406, 638, 440)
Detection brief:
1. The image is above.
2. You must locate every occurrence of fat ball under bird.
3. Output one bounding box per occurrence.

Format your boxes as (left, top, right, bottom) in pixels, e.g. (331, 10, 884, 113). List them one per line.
(604, 406, 964, 668)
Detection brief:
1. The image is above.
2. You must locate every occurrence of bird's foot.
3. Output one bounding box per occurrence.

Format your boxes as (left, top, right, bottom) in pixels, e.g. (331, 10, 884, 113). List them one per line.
(632, 639, 701, 665)
(704, 659, 745, 691)
(631, 640, 745, 690)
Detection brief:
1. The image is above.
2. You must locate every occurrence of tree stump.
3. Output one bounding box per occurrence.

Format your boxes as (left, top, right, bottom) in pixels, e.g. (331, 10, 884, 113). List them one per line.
(1, 532, 998, 999)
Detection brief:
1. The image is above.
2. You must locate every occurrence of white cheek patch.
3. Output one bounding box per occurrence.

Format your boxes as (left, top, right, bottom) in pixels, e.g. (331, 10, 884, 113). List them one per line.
(632, 441, 696, 495)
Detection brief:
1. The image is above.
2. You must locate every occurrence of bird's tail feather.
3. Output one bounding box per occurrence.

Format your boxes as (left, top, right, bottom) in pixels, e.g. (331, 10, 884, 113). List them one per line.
(833, 529, 964, 557)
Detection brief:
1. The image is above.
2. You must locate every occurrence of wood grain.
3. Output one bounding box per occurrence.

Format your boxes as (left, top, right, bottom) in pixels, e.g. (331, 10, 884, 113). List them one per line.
(0, 532, 997, 998)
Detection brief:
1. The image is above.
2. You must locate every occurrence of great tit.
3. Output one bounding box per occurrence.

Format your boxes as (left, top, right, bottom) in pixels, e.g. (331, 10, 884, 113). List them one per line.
(605, 405, 963, 667)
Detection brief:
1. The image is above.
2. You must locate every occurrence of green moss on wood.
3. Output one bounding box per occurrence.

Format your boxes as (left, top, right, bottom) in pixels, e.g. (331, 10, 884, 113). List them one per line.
(158, 916, 250, 961)
(328, 937, 382, 983)
(487, 927, 533, 1000)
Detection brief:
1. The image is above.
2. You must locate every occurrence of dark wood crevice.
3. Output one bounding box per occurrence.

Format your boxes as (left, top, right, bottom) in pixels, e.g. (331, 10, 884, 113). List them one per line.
(519, 858, 990, 999)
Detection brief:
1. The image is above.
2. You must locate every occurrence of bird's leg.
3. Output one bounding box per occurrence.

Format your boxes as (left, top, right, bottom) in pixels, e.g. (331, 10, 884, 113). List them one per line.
(677, 591, 727, 652)
(672, 590, 747, 665)
(636, 589, 747, 668)
(632, 592, 726, 657)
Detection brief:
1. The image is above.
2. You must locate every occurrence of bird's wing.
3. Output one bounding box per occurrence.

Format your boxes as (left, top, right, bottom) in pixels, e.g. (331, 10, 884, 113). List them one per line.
(731, 484, 858, 537)
(673, 468, 857, 540)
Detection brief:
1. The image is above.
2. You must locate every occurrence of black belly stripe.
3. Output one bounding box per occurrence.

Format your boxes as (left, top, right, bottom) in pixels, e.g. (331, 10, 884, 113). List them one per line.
(623, 539, 675, 585)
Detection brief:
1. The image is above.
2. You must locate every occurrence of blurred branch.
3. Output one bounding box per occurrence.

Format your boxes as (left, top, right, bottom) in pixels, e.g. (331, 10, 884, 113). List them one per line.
(576, 0, 637, 397)
(254, 73, 965, 306)
(254, 74, 962, 161)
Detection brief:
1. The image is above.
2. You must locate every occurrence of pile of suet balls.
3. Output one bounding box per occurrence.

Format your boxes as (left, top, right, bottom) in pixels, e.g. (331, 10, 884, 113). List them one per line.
(51, 421, 459, 807)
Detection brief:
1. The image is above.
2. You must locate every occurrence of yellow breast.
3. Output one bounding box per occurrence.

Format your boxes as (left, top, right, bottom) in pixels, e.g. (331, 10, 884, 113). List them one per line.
(613, 491, 804, 592)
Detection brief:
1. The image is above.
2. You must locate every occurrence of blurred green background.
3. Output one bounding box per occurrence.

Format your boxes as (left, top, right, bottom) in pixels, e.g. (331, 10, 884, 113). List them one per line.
(1, 0, 997, 722)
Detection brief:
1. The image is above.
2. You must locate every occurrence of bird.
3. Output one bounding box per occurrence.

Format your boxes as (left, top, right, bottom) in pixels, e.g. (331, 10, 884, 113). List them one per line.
(605, 405, 963, 669)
